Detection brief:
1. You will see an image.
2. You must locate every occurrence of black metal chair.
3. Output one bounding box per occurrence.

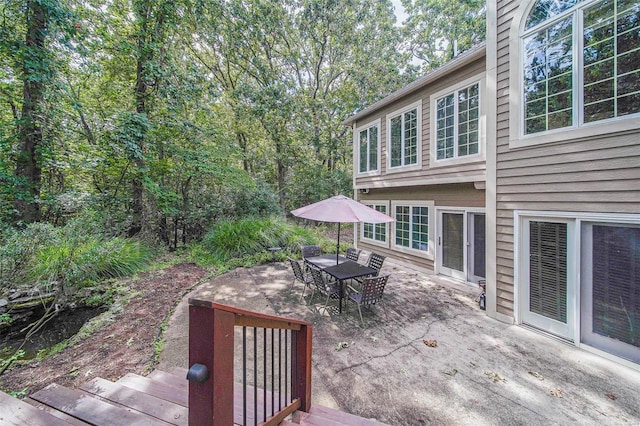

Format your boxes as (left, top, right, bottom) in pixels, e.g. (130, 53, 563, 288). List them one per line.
(345, 247, 362, 262)
(301, 245, 322, 259)
(347, 274, 390, 325)
(287, 257, 314, 302)
(308, 265, 341, 314)
(354, 252, 386, 285)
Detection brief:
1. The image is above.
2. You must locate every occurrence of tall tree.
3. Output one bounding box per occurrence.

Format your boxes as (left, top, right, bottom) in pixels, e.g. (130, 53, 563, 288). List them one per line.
(401, 0, 485, 71)
(0, 0, 72, 224)
(126, 0, 177, 236)
(188, 0, 409, 212)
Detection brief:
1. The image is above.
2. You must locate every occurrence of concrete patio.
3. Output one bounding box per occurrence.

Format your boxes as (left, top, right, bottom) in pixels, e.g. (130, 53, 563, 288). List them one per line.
(158, 255, 640, 425)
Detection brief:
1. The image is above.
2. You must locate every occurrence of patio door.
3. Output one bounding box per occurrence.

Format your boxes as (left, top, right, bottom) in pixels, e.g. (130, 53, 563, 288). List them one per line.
(437, 209, 485, 284)
(520, 218, 576, 341)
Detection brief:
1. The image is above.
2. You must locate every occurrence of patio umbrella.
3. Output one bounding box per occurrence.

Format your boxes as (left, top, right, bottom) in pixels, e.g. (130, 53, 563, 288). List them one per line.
(291, 194, 394, 263)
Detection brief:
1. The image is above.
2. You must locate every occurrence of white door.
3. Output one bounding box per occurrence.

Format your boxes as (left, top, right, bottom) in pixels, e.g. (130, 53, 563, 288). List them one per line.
(520, 218, 575, 341)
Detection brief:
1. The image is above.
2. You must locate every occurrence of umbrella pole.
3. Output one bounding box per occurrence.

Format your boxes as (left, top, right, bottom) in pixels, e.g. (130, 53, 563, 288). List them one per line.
(336, 222, 341, 264)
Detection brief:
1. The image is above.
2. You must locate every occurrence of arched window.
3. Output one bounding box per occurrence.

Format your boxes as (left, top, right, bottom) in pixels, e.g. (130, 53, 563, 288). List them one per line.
(521, 0, 640, 135)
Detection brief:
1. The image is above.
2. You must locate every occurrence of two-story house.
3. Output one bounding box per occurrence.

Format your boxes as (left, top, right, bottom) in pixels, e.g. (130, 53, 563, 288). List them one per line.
(345, 0, 640, 368)
(343, 44, 488, 286)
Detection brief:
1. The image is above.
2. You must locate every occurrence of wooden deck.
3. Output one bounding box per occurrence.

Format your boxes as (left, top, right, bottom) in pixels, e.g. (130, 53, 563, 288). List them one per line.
(1, 367, 387, 425)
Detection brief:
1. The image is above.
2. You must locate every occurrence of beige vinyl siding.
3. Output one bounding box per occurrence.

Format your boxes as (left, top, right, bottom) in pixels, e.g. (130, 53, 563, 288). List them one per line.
(357, 183, 485, 271)
(495, 0, 640, 317)
(354, 58, 486, 191)
(495, 0, 518, 317)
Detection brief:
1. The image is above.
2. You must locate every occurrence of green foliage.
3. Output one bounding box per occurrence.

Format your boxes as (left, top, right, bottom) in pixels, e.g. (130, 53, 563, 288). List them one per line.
(195, 216, 323, 266)
(29, 237, 152, 293)
(0, 218, 152, 300)
(220, 181, 282, 218)
(286, 167, 352, 214)
(0, 349, 25, 374)
(9, 388, 28, 398)
(0, 0, 439, 249)
(0, 313, 13, 326)
(401, 0, 486, 71)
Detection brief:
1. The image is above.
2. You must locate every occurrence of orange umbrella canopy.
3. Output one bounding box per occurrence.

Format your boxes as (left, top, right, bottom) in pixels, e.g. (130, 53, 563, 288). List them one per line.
(291, 195, 394, 224)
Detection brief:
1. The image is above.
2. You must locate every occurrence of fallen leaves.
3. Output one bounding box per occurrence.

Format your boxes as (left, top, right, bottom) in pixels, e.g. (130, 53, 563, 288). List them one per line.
(528, 371, 544, 381)
(550, 388, 564, 398)
(335, 341, 350, 351)
(485, 371, 506, 383)
(423, 339, 438, 347)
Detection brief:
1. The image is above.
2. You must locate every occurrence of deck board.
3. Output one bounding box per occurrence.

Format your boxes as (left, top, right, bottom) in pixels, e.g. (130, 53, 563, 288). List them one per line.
(146, 370, 188, 392)
(0, 392, 73, 426)
(80, 377, 187, 425)
(1, 369, 385, 425)
(25, 398, 90, 426)
(117, 373, 188, 407)
(30, 383, 173, 425)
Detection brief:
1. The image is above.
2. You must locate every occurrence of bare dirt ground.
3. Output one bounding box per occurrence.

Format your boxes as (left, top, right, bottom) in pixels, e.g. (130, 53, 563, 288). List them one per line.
(0, 262, 208, 396)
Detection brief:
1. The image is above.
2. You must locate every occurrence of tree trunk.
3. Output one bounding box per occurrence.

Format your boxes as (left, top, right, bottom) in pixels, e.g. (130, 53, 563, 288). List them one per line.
(128, 59, 147, 237)
(275, 139, 286, 213)
(13, 0, 47, 224)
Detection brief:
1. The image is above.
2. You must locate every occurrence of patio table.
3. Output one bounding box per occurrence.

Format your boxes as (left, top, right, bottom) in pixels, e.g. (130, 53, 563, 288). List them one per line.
(322, 261, 377, 313)
(304, 254, 348, 269)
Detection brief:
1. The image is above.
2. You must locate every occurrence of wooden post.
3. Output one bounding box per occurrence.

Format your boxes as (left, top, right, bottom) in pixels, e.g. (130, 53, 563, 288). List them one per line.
(292, 324, 312, 412)
(188, 304, 235, 425)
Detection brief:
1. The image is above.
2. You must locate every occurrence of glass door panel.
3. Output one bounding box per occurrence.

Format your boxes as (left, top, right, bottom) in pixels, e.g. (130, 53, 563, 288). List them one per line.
(581, 223, 640, 363)
(469, 213, 486, 282)
(438, 212, 465, 280)
(443, 213, 464, 271)
(521, 219, 574, 340)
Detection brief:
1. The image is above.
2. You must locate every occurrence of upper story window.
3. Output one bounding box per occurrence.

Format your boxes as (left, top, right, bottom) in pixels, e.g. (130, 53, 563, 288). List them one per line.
(357, 122, 379, 173)
(522, 0, 640, 136)
(435, 82, 480, 160)
(387, 101, 421, 169)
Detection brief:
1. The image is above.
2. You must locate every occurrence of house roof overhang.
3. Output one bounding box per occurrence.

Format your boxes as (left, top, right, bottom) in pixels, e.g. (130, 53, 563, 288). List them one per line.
(342, 42, 487, 126)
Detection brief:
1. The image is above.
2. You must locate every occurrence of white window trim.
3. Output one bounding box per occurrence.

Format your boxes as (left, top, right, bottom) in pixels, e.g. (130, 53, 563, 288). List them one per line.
(391, 200, 435, 260)
(354, 119, 381, 176)
(359, 200, 390, 248)
(429, 74, 486, 168)
(514, 209, 640, 370)
(386, 100, 423, 173)
(508, 0, 640, 149)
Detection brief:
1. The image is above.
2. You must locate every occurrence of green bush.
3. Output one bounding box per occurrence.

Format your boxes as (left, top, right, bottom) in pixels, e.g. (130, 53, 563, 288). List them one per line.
(0, 218, 152, 297)
(198, 216, 327, 265)
(29, 237, 152, 290)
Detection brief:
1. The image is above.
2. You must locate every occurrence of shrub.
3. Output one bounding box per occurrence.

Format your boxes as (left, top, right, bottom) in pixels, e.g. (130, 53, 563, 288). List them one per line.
(199, 216, 327, 264)
(0, 218, 152, 298)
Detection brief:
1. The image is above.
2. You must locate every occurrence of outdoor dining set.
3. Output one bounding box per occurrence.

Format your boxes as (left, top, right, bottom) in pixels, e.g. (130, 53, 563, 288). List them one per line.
(286, 194, 396, 325)
(287, 246, 390, 325)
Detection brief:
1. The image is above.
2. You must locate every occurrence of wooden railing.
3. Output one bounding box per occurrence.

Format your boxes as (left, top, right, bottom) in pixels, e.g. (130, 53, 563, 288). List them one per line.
(188, 300, 312, 426)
